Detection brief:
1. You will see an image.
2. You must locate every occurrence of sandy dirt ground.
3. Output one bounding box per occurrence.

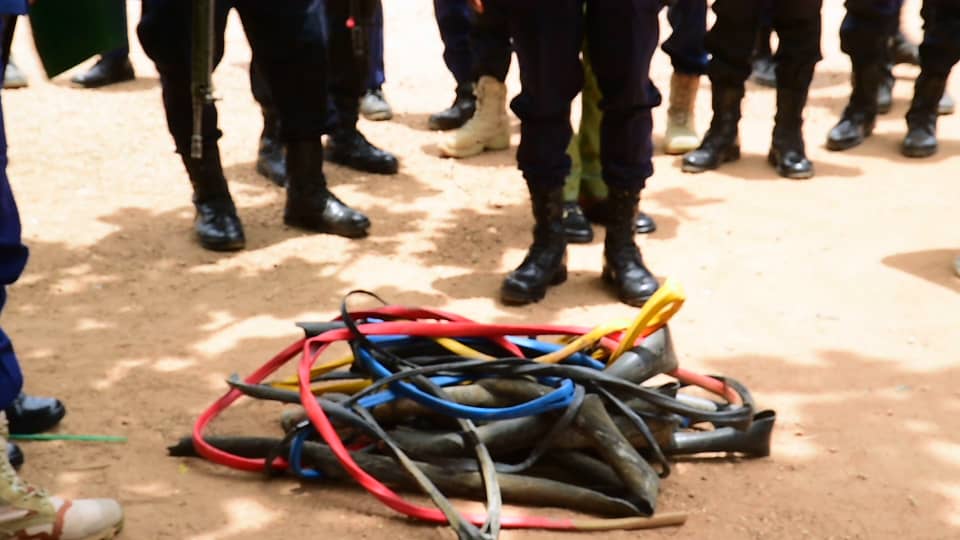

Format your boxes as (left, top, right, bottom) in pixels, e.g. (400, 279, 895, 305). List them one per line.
(1, 1, 959, 538)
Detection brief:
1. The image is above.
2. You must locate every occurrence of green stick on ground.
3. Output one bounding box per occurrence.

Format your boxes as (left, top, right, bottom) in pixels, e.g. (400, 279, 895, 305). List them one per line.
(9, 434, 127, 443)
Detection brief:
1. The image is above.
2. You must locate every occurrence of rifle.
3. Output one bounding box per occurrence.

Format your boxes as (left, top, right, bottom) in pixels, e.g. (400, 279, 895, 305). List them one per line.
(191, 0, 215, 159)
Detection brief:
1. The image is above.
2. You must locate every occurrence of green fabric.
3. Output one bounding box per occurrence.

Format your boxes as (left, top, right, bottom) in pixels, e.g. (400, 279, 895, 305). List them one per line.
(564, 46, 608, 203)
(29, 0, 127, 77)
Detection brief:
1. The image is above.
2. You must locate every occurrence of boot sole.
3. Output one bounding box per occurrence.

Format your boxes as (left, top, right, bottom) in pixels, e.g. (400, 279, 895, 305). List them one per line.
(440, 132, 510, 159)
(767, 152, 815, 180)
(362, 110, 394, 122)
(600, 268, 655, 307)
(327, 155, 399, 175)
(500, 267, 568, 305)
(255, 161, 287, 187)
(826, 124, 874, 152)
(681, 146, 741, 173)
(198, 236, 246, 252)
(901, 144, 938, 158)
(284, 216, 370, 239)
(77, 520, 123, 540)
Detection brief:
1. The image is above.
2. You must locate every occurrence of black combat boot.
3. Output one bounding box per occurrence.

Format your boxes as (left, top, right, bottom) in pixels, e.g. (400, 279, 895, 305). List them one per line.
(326, 96, 399, 175)
(769, 87, 814, 179)
(635, 210, 657, 234)
(750, 25, 777, 88)
(828, 61, 883, 151)
(428, 83, 477, 131)
(326, 128, 399, 175)
(562, 202, 593, 244)
(889, 30, 920, 66)
(182, 146, 245, 251)
(70, 54, 135, 88)
(501, 186, 567, 305)
(256, 107, 287, 186)
(602, 187, 659, 307)
(877, 63, 895, 115)
(284, 140, 371, 237)
(682, 85, 743, 173)
(902, 72, 948, 158)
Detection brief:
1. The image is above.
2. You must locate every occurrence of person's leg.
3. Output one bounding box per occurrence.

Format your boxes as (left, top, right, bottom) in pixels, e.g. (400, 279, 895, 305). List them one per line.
(828, 0, 903, 151)
(360, 0, 393, 122)
(0, 24, 123, 535)
(249, 61, 287, 186)
(662, 0, 707, 154)
(768, 0, 823, 179)
(323, 0, 399, 174)
(585, 0, 661, 306)
(750, 0, 778, 87)
(235, 0, 370, 237)
(499, 0, 583, 305)
(429, 0, 477, 130)
(138, 0, 244, 251)
(439, 0, 512, 158)
(71, 0, 135, 88)
(903, 0, 960, 157)
(683, 0, 761, 173)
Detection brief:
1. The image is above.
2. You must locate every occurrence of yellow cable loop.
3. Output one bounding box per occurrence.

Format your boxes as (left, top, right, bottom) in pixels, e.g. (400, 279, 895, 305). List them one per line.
(609, 278, 686, 362)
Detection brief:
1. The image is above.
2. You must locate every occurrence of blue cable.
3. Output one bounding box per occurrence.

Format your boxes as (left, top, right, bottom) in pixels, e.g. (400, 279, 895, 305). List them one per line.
(356, 347, 575, 421)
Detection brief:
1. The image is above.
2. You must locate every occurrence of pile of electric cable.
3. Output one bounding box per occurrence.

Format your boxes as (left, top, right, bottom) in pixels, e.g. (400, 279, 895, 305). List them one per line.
(168, 279, 776, 539)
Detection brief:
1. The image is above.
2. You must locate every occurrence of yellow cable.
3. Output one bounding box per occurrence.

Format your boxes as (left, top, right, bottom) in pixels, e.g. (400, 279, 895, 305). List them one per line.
(610, 278, 686, 361)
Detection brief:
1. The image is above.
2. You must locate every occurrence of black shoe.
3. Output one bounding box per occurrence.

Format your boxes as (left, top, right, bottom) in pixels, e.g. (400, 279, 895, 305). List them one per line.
(562, 202, 593, 244)
(750, 56, 778, 88)
(501, 186, 567, 305)
(939, 91, 956, 116)
(193, 200, 246, 251)
(829, 61, 883, 151)
(682, 85, 743, 173)
(428, 84, 477, 131)
(284, 140, 371, 237)
(182, 147, 246, 251)
(602, 187, 659, 306)
(7, 442, 23, 470)
(750, 24, 777, 88)
(890, 31, 920, 66)
(256, 108, 287, 187)
(5, 393, 66, 435)
(70, 55, 135, 88)
(326, 129, 399, 175)
(903, 73, 947, 158)
(635, 211, 656, 234)
(770, 87, 814, 179)
(877, 66, 894, 115)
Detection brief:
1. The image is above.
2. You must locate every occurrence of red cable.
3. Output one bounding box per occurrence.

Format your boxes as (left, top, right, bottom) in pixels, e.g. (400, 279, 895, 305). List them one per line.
(191, 310, 734, 530)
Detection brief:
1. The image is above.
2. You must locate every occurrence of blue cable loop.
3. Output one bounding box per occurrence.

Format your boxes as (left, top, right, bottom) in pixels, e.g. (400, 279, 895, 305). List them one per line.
(356, 348, 575, 421)
(289, 427, 323, 479)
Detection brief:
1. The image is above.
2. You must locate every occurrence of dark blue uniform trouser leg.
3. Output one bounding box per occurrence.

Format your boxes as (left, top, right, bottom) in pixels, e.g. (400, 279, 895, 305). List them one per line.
(663, 0, 708, 76)
(918, 0, 960, 78)
(138, 0, 329, 154)
(502, 0, 661, 192)
(433, 0, 474, 87)
(708, 0, 822, 90)
(102, 0, 131, 62)
(470, 0, 511, 83)
(0, 26, 27, 410)
(368, 0, 385, 90)
(840, 0, 904, 65)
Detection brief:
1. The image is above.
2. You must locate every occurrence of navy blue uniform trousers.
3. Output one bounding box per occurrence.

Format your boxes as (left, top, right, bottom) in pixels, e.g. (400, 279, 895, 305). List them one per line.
(663, 0, 709, 76)
(0, 15, 26, 411)
(138, 0, 330, 155)
(840, 0, 904, 65)
(433, 0, 474, 87)
(918, 0, 960, 78)
(493, 0, 662, 192)
(708, 0, 823, 90)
